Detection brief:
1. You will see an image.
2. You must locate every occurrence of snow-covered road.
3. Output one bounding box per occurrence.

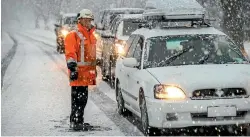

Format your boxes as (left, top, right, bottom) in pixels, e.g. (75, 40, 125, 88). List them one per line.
(1, 30, 143, 136)
(2, 29, 249, 136)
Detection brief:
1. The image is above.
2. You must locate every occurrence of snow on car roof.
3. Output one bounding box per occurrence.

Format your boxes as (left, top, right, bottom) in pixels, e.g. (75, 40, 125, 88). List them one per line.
(133, 27, 226, 39)
(119, 14, 143, 20)
(102, 8, 144, 13)
(145, 0, 204, 10)
(62, 13, 77, 18)
(103, 8, 144, 11)
(144, 0, 205, 18)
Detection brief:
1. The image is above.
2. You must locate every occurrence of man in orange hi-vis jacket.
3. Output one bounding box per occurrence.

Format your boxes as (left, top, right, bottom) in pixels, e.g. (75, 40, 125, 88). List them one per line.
(64, 9, 96, 131)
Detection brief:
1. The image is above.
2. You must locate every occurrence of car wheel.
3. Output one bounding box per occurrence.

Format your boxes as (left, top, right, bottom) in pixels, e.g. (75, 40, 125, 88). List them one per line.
(116, 82, 129, 116)
(140, 94, 161, 136)
(109, 61, 115, 89)
(101, 61, 108, 81)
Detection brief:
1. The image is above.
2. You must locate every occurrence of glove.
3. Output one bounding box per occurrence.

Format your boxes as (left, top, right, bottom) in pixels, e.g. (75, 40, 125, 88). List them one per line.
(70, 71, 78, 81)
(67, 61, 78, 81)
(67, 61, 77, 71)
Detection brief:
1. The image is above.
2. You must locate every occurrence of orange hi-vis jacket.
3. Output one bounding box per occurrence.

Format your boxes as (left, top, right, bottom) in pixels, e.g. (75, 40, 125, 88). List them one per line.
(64, 23, 97, 86)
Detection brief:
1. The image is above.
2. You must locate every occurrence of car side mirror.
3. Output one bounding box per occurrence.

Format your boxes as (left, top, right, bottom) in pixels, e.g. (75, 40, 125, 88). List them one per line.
(123, 58, 138, 68)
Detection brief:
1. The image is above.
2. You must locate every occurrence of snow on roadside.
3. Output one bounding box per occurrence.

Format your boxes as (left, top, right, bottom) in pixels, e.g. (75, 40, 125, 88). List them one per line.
(21, 29, 56, 46)
(1, 31, 14, 59)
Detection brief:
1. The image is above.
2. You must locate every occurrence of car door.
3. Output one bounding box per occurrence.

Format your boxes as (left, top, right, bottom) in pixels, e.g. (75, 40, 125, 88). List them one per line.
(121, 35, 141, 105)
(117, 35, 136, 88)
(126, 36, 144, 111)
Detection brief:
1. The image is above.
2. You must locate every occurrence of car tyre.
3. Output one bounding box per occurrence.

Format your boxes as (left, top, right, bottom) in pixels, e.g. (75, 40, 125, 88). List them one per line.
(116, 82, 129, 116)
(109, 60, 115, 89)
(101, 61, 108, 81)
(140, 94, 161, 136)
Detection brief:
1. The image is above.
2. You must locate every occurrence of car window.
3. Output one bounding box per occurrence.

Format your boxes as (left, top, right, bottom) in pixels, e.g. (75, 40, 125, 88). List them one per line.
(126, 36, 140, 58)
(111, 20, 120, 34)
(133, 38, 143, 62)
(101, 11, 107, 24)
(98, 11, 104, 23)
(123, 35, 135, 55)
(64, 17, 77, 25)
(122, 20, 140, 36)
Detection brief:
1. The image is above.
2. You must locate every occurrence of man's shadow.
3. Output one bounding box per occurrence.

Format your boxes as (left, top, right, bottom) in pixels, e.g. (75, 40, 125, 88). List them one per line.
(50, 116, 112, 132)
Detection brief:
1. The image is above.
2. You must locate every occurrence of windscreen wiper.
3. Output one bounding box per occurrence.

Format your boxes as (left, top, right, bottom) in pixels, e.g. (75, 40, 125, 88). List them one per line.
(198, 53, 210, 64)
(158, 45, 194, 67)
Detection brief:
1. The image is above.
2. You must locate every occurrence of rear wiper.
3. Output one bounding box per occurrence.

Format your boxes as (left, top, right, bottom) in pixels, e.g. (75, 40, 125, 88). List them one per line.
(158, 45, 194, 66)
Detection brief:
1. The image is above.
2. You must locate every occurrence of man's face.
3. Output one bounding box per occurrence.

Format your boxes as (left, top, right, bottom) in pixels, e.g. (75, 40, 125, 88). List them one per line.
(79, 18, 92, 29)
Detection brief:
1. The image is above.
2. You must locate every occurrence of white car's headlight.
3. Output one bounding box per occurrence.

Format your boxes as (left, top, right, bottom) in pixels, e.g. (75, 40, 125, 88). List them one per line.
(154, 85, 186, 100)
(61, 29, 69, 37)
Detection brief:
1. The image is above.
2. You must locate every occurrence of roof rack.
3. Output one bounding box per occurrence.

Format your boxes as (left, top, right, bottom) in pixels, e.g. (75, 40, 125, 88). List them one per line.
(132, 16, 214, 30)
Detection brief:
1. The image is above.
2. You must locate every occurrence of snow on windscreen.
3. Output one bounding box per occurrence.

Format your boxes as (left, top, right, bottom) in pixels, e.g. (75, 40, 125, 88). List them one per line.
(145, 34, 247, 68)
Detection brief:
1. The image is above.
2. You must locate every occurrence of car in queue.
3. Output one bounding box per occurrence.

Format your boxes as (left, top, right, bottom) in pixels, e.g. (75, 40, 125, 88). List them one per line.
(100, 14, 143, 88)
(114, 3, 250, 136)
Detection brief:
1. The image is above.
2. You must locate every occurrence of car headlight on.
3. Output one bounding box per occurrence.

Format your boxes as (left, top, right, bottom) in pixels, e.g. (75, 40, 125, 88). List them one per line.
(115, 43, 125, 54)
(154, 85, 186, 100)
(117, 45, 125, 54)
(93, 31, 100, 39)
(61, 29, 69, 37)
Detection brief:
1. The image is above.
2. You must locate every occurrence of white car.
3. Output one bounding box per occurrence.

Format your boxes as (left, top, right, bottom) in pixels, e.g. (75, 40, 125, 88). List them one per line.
(115, 21, 250, 135)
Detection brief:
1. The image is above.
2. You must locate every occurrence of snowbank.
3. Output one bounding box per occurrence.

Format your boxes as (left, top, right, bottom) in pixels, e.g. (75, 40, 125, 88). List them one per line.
(1, 31, 15, 59)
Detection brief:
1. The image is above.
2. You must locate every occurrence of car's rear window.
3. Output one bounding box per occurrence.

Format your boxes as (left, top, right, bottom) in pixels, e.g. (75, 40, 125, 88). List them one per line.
(122, 20, 140, 36)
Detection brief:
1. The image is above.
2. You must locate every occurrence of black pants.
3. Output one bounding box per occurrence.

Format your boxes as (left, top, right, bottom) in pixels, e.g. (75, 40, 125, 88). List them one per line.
(70, 86, 88, 124)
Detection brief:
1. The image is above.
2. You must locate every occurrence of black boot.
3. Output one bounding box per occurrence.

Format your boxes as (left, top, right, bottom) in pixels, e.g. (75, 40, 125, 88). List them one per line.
(70, 121, 83, 131)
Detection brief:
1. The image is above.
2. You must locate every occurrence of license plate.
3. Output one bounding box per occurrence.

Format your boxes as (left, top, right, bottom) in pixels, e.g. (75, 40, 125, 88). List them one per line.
(207, 106, 237, 117)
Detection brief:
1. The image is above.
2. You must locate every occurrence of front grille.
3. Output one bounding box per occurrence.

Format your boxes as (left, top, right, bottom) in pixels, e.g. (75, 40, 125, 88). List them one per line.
(191, 88, 249, 100)
(191, 111, 248, 121)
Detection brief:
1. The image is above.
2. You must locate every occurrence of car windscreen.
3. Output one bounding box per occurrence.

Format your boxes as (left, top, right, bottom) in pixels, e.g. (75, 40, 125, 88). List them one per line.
(105, 10, 143, 26)
(122, 20, 140, 36)
(64, 17, 77, 25)
(145, 34, 248, 68)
